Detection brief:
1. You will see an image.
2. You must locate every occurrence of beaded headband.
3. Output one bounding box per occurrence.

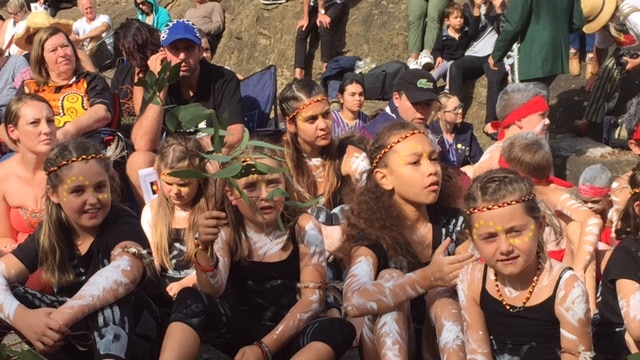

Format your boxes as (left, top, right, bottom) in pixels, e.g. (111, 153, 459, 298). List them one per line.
(371, 130, 426, 168)
(45, 154, 106, 176)
(630, 188, 640, 196)
(284, 96, 328, 124)
(466, 194, 536, 215)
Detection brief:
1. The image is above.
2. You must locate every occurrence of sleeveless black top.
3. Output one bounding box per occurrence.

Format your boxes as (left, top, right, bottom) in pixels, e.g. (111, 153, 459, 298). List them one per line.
(223, 229, 300, 326)
(480, 265, 571, 360)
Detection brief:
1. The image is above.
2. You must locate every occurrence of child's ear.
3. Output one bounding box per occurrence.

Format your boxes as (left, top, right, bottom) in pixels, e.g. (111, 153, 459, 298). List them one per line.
(633, 201, 640, 217)
(286, 119, 297, 134)
(628, 139, 640, 155)
(47, 185, 60, 204)
(373, 168, 394, 191)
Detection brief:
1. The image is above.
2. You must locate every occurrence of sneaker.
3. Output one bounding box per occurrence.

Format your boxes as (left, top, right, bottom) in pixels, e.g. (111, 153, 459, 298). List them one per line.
(418, 50, 434, 72)
(261, 0, 286, 4)
(407, 57, 421, 69)
(569, 50, 581, 76)
(585, 53, 598, 80)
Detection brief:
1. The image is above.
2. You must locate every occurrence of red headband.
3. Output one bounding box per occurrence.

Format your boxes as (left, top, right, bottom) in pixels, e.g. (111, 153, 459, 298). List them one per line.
(632, 123, 640, 141)
(497, 96, 549, 140)
(578, 183, 610, 197)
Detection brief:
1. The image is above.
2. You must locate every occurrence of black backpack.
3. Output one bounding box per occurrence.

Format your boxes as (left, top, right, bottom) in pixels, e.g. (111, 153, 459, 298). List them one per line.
(344, 61, 409, 101)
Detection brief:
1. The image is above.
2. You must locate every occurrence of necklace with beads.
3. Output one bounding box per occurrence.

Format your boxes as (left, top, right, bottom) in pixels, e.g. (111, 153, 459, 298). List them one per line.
(492, 256, 543, 313)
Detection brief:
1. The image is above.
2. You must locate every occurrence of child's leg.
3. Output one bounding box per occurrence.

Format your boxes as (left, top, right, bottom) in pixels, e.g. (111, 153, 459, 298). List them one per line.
(287, 317, 356, 360)
(431, 60, 450, 83)
(359, 269, 413, 360)
(425, 287, 465, 360)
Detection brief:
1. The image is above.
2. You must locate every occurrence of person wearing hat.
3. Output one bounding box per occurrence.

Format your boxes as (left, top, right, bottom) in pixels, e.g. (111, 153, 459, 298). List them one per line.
(467, 82, 550, 178)
(574, 0, 640, 139)
(127, 19, 244, 207)
(363, 69, 439, 139)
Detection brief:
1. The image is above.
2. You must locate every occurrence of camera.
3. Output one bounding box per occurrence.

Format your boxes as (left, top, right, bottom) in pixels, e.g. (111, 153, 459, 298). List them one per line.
(614, 48, 640, 70)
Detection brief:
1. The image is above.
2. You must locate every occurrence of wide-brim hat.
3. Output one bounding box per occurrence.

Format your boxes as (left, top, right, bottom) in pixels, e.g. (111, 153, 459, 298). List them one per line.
(582, 0, 617, 34)
(14, 12, 74, 51)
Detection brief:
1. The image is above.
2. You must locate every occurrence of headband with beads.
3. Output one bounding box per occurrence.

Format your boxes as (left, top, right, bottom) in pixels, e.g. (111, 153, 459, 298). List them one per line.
(630, 188, 640, 196)
(466, 194, 536, 215)
(45, 154, 107, 176)
(371, 130, 426, 168)
(284, 96, 328, 124)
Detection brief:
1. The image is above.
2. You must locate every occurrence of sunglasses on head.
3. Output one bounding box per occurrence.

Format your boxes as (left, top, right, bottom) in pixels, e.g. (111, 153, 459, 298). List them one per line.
(7, 8, 24, 16)
(136, 0, 150, 8)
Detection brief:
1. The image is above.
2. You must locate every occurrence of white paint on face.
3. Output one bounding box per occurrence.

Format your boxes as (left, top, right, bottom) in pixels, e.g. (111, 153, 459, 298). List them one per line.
(0, 263, 19, 322)
(351, 151, 371, 187)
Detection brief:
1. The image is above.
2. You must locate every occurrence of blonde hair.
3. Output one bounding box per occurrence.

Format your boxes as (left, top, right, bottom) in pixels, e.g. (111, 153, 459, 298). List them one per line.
(151, 136, 212, 271)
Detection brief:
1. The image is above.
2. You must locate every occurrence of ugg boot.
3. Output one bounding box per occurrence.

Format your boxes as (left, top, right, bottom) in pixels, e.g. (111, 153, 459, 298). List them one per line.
(586, 52, 599, 80)
(569, 50, 581, 76)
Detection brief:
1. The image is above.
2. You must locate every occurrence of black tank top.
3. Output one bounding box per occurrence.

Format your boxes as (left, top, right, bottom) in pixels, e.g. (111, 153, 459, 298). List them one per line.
(480, 265, 570, 360)
(224, 229, 300, 326)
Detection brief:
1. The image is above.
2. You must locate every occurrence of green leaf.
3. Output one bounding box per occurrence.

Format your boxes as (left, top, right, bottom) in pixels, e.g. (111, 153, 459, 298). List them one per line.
(7, 348, 47, 360)
(212, 113, 222, 154)
(167, 62, 181, 84)
(166, 103, 212, 131)
(253, 162, 288, 175)
(211, 162, 243, 179)
(246, 140, 288, 152)
(200, 152, 233, 162)
(134, 77, 148, 87)
(266, 188, 289, 200)
(167, 169, 210, 179)
(627, 353, 640, 360)
(228, 179, 252, 208)
(238, 128, 250, 152)
(164, 108, 180, 133)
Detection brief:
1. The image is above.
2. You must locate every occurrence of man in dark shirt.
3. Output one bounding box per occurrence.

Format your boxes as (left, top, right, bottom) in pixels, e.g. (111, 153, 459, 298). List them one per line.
(127, 19, 244, 206)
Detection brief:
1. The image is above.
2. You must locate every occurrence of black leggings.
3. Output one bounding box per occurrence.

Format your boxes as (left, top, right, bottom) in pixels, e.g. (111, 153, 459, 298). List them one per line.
(448, 55, 508, 124)
(0, 285, 164, 360)
(169, 287, 356, 359)
(294, 2, 346, 69)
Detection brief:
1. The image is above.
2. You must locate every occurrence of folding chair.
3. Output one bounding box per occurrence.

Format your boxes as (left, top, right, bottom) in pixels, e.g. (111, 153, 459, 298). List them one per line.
(240, 65, 281, 139)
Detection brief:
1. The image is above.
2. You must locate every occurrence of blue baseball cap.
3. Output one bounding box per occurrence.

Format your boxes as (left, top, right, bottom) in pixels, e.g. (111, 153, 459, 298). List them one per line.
(161, 19, 202, 47)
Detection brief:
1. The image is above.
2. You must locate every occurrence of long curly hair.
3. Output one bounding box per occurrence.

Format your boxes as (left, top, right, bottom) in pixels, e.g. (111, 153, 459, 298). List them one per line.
(615, 166, 640, 241)
(342, 121, 431, 272)
(113, 18, 161, 78)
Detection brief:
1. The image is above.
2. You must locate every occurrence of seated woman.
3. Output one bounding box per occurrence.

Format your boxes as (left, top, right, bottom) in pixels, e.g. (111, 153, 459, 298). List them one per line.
(158, 146, 356, 360)
(0, 0, 28, 56)
(331, 78, 369, 139)
(0, 94, 56, 292)
(459, 168, 593, 359)
(593, 169, 640, 359)
(134, 0, 171, 31)
(428, 93, 483, 168)
(0, 138, 171, 359)
(17, 26, 112, 143)
(111, 19, 161, 121)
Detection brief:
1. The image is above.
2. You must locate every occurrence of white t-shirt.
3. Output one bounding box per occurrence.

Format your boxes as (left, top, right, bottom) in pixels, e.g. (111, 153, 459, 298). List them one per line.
(72, 14, 114, 53)
(595, 0, 640, 52)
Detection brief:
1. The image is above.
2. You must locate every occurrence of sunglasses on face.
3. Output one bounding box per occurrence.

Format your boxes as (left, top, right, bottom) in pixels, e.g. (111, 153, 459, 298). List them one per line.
(136, 1, 150, 8)
(444, 103, 464, 114)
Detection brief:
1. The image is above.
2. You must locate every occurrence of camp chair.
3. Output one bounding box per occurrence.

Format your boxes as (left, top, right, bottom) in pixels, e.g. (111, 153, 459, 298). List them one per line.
(240, 65, 281, 139)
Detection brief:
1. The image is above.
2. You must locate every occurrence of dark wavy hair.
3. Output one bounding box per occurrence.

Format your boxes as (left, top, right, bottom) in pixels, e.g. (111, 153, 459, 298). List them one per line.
(342, 121, 429, 272)
(113, 18, 161, 78)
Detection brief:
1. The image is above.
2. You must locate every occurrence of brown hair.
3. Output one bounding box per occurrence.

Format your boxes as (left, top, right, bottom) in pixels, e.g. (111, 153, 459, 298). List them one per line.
(444, 2, 463, 19)
(615, 165, 640, 241)
(4, 94, 54, 145)
(31, 26, 84, 87)
(501, 132, 553, 180)
(279, 79, 342, 209)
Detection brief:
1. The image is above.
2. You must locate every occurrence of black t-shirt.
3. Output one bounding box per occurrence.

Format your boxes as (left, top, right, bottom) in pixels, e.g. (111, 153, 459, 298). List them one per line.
(597, 235, 640, 328)
(110, 61, 136, 118)
(12, 205, 161, 299)
(140, 60, 244, 130)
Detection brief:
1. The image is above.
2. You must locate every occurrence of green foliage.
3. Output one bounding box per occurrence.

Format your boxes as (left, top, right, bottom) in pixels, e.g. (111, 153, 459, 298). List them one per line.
(0, 341, 45, 359)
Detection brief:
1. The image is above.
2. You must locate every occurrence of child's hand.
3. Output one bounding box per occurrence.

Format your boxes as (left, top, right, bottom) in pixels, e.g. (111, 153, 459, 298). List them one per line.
(234, 343, 264, 360)
(425, 238, 477, 288)
(434, 57, 443, 69)
(14, 307, 69, 354)
(166, 279, 190, 299)
(197, 210, 228, 245)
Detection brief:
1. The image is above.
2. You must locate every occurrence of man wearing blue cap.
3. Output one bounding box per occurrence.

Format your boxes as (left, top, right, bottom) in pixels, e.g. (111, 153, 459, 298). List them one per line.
(127, 19, 244, 206)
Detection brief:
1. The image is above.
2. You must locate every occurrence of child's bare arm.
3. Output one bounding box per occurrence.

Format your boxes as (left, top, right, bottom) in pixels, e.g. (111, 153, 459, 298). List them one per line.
(457, 263, 492, 360)
(555, 270, 594, 359)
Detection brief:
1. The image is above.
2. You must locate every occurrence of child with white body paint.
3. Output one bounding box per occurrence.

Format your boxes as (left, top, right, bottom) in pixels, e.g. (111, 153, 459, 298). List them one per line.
(342, 121, 476, 360)
(459, 168, 594, 359)
(0, 138, 171, 359)
(593, 168, 640, 359)
(501, 132, 602, 315)
(158, 146, 356, 360)
(141, 136, 214, 298)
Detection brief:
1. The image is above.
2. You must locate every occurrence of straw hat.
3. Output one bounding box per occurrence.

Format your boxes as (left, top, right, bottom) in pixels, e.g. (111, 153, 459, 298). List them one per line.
(14, 12, 74, 51)
(582, 0, 617, 34)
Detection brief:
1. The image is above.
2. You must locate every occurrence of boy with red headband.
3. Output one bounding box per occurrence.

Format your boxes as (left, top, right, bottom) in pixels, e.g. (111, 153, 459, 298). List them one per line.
(576, 164, 615, 246)
(466, 83, 550, 178)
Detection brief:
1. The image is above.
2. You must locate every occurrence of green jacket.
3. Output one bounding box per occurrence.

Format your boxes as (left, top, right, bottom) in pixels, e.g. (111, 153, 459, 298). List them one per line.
(491, 0, 584, 81)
